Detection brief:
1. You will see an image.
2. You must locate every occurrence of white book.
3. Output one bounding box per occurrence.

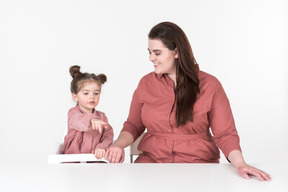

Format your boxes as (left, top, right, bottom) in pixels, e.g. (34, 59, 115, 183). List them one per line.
(48, 154, 109, 164)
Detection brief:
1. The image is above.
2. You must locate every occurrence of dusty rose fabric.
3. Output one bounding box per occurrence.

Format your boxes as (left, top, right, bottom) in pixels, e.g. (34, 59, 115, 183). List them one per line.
(62, 105, 114, 154)
(122, 71, 241, 163)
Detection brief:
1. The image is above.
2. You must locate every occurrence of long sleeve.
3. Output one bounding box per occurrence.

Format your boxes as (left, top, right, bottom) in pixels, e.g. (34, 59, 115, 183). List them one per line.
(208, 82, 241, 158)
(68, 106, 97, 132)
(95, 113, 114, 150)
(121, 83, 146, 141)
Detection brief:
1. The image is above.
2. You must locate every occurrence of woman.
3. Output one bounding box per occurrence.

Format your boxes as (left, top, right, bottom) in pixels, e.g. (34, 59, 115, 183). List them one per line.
(105, 22, 271, 181)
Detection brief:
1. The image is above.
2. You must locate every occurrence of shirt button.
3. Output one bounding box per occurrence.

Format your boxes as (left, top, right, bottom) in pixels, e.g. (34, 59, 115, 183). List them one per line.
(169, 160, 172, 163)
(168, 129, 171, 132)
(169, 145, 172, 148)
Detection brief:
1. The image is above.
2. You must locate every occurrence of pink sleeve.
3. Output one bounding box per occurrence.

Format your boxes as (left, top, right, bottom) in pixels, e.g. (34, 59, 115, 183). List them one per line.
(68, 107, 97, 132)
(209, 83, 242, 158)
(121, 85, 146, 141)
(95, 113, 114, 150)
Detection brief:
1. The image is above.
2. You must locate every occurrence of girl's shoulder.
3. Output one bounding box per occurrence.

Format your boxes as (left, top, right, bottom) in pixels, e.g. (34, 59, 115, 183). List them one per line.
(93, 109, 107, 120)
(68, 105, 81, 114)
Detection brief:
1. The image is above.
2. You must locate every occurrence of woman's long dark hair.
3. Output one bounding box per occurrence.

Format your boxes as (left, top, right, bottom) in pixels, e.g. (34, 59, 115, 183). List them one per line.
(148, 22, 200, 127)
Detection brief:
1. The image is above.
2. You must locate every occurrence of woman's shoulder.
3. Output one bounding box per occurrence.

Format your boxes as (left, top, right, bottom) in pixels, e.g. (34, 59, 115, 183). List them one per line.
(198, 70, 222, 89)
(137, 72, 158, 87)
(140, 72, 157, 81)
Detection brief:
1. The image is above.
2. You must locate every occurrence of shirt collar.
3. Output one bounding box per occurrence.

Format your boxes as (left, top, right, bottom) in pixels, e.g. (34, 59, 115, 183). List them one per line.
(153, 64, 200, 79)
(154, 72, 166, 79)
(75, 104, 96, 115)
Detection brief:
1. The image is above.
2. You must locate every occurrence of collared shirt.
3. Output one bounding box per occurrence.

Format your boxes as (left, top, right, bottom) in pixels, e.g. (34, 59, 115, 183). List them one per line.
(62, 105, 114, 154)
(122, 71, 241, 163)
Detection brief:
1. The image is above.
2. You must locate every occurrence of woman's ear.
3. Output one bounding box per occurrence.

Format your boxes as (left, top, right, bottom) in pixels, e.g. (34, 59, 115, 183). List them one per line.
(72, 93, 78, 102)
(174, 48, 179, 59)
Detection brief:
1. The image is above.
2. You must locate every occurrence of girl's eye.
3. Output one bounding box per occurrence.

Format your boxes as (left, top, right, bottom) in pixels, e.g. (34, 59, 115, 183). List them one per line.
(94, 93, 99, 95)
(83, 92, 89, 95)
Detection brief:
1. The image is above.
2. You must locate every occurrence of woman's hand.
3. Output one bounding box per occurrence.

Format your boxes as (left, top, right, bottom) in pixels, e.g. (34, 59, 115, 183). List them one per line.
(91, 119, 108, 133)
(236, 163, 271, 181)
(93, 148, 106, 159)
(228, 150, 271, 181)
(104, 131, 134, 163)
(104, 144, 125, 163)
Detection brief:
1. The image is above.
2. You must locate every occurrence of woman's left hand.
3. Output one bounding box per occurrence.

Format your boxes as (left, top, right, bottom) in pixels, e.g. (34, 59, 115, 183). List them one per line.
(236, 163, 271, 181)
(228, 150, 271, 181)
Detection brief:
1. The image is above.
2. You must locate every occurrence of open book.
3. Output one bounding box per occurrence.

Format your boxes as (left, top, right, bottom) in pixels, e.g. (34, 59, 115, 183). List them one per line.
(48, 154, 109, 164)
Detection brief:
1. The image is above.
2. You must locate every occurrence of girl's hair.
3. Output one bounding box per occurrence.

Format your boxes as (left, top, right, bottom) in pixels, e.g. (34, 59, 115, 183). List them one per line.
(69, 65, 107, 93)
(148, 22, 200, 127)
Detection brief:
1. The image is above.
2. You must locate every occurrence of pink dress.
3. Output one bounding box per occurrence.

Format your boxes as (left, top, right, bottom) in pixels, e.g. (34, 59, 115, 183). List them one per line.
(62, 105, 114, 154)
(122, 70, 241, 163)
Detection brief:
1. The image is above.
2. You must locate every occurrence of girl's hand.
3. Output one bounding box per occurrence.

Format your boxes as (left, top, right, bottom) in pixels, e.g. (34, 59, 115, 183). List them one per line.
(104, 145, 125, 163)
(91, 119, 108, 133)
(236, 163, 271, 181)
(94, 148, 106, 159)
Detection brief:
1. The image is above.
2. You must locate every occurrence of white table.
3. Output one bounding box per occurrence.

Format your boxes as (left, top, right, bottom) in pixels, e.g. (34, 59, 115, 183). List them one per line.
(0, 163, 286, 192)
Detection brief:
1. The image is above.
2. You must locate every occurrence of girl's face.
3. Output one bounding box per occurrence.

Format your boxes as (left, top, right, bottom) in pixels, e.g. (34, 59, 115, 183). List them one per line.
(72, 81, 101, 113)
(148, 39, 178, 77)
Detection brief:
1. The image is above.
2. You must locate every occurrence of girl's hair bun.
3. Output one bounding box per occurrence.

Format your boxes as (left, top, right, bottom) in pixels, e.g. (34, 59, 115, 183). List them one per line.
(69, 65, 82, 78)
(97, 74, 107, 84)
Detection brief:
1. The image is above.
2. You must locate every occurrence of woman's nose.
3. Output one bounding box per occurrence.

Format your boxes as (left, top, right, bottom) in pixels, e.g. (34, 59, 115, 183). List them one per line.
(149, 54, 155, 62)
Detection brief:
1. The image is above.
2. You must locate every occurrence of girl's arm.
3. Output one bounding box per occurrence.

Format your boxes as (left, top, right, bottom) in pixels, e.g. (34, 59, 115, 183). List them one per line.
(228, 150, 271, 181)
(104, 131, 134, 163)
(95, 125, 113, 149)
(68, 107, 96, 132)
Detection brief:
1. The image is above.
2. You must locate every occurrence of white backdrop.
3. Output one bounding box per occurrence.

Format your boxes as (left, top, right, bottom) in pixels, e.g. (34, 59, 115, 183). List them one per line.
(0, 0, 287, 164)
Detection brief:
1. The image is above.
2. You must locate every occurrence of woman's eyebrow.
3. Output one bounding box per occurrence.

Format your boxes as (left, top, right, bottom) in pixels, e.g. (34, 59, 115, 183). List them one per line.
(147, 48, 161, 52)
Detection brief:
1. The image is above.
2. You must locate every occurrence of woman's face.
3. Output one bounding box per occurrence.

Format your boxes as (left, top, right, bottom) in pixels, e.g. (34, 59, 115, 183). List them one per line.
(148, 39, 178, 76)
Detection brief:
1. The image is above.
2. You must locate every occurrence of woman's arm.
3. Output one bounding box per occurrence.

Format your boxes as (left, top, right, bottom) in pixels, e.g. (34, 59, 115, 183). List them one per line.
(228, 150, 271, 181)
(104, 131, 134, 163)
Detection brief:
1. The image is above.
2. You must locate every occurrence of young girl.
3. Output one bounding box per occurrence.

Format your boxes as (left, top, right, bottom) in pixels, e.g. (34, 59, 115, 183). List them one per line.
(62, 65, 114, 159)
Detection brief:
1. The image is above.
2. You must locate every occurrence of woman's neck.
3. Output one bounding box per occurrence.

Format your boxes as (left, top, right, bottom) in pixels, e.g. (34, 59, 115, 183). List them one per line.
(167, 73, 177, 87)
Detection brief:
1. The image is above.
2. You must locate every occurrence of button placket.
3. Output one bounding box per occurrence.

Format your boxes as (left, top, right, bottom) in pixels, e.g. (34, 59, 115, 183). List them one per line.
(167, 139, 174, 163)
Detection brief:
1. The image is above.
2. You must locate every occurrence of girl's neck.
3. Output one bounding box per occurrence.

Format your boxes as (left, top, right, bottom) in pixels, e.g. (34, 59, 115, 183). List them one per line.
(78, 104, 94, 114)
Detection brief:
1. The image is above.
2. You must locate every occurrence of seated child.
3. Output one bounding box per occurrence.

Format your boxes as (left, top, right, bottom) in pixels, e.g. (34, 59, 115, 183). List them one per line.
(62, 65, 114, 159)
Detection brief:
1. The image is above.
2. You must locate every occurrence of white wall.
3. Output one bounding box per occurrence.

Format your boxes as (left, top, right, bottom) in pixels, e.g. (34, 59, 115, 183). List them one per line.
(0, 0, 287, 164)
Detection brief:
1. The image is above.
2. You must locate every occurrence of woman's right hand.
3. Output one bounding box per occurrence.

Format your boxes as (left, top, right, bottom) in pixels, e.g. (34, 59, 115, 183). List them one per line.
(104, 144, 125, 163)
